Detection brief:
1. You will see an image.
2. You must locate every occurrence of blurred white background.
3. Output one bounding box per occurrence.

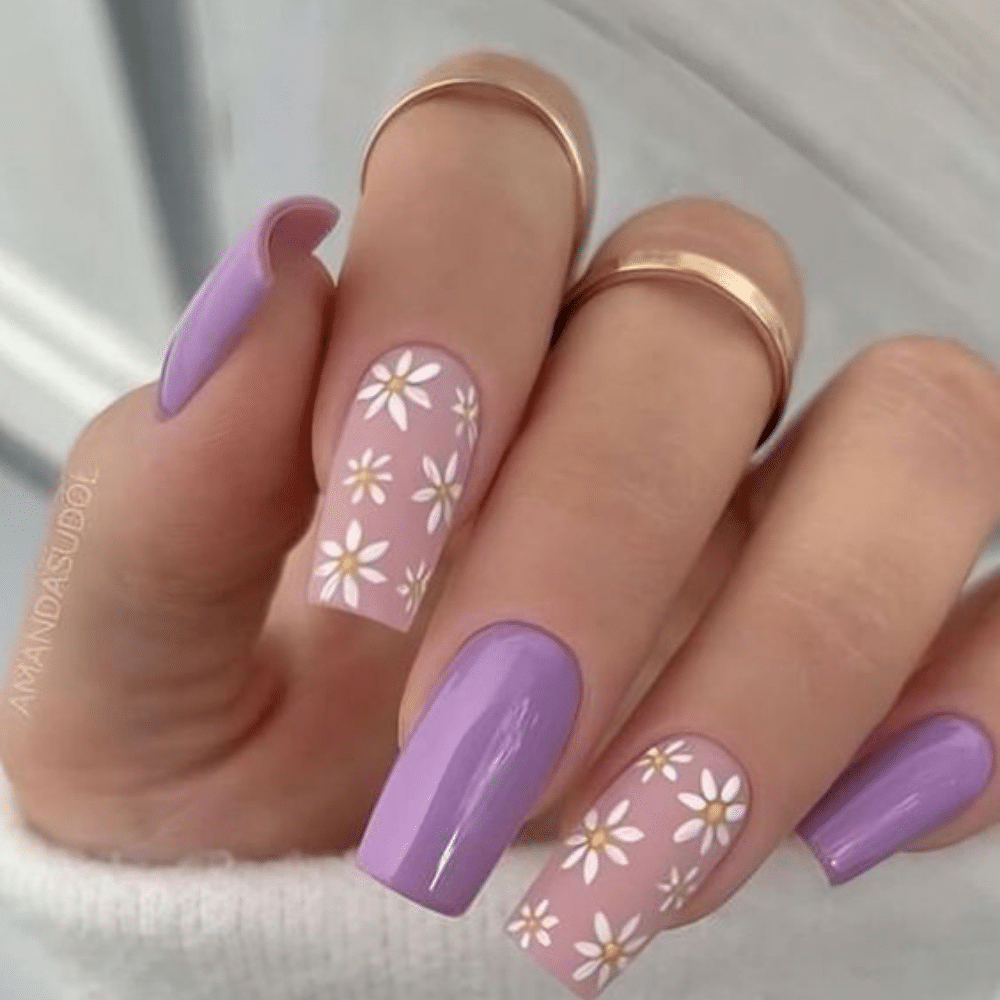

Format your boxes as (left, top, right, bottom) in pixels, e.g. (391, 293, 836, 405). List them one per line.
(0, 1, 999, 994)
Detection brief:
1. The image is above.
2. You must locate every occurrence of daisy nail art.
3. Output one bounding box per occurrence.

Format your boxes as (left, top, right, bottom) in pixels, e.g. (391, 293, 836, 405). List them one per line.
(308, 345, 478, 630)
(507, 735, 749, 998)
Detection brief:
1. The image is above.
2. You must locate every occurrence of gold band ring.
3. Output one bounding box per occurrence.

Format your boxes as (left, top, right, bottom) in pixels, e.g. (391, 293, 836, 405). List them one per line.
(558, 249, 797, 444)
(360, 75, 594, 262)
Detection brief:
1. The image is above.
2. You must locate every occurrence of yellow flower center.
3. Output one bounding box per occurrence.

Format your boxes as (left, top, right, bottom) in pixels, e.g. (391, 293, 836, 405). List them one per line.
(704, 800, 725, 825)
(588, 827, 609, 849)
(339, 553, 358, 575)
(601, 941, 623, 962)
(387, 376, 405, 392)
(356, 469, 372, 483)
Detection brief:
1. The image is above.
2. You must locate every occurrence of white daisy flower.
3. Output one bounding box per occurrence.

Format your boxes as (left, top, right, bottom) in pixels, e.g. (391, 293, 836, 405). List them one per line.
(342, 448, 392, 505)
(635, 739, 693, 783)
(572, 912, 648, 992)
(356, 349, 442, 431)
(397, 561, 431, 615)
(673, 768, 748, 855)
(313, 519, 388, 608)
(452, 384, 479, 447)
(506, 898, 559, 950)
(411, 453, 462, 534)
(657, 865, 701, 912)
(561, 799, 644, 886)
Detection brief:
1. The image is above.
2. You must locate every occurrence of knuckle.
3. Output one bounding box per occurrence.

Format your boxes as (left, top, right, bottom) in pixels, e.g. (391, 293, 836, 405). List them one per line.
(845, 335, 1000, 474)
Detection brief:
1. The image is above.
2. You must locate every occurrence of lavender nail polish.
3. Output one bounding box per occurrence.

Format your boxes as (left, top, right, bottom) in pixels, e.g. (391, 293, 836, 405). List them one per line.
(158, 195, 337, 417)
(356, 622, 581, 915)
(798, 714, 994, 885)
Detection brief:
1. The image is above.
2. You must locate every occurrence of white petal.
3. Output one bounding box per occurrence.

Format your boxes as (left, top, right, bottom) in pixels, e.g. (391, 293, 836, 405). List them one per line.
(534, 899, 549, 917)
(661, 764, 678, 782)
(624, 935, 649, 955)
(640, 768, 654, 783)
(574, 942, 603, 959)
(582, 809, 599, 832)
(358, 539, 389, 563)
(427, 501, 443, 535)
(370, 484, 386, 505)
(394, 349, 413, 377)
(387, 393, 408, 431)
(405, 384, 433, 408)
(357, 382, 385, 401)
(519, 932, 530, 949)
(611, 826, 644, 843)
(673, 753, 694, 763)
(372, 363, 393, 382)
(407, 361, 442, 384)
(345, 520, 362, 552)
(507, 918, 526, 934)
(561, 845, 588, 870)
(673, 818, 705, 844)
(314, 560, 337, 578)
(604, 845, 629, 867)
(350, 485, 365, 505)
(619, 914, 641, 941)
(397, 584, 409, 597)
(700, 825, 714, 855)
(573, 960, 601, 982)
(597, 964, 611, 991)
(663, 739, 687, 755)
(346, 458, 360, 472)
(678, 792, 706, 812)
(412, 487, 437, 502)
(606, 799, 630, 826)
(540, 916, 559, 929)
(422, 455, 440, 484)
(535, 929, 551, 947)
(720, 774, 742, 803)
(700, 768, 718, 801)
(715, 822, 731, 848)
(684, 866, 700, 884)
(342, 575, 360, 609)
(445, 450, 459, 482)
(726, 803, 747, 823)
(360, 447, 373, 465)
(357, 567, 386, 584)
(363, 392, 388, 420)
(320, 540, 343, 558)
(594, 912, 613, 944)
(564, 832, 588, 848)
(583, 850, 599, 885)
(372, 453, 392, 468)
(319, 573, 341, 602)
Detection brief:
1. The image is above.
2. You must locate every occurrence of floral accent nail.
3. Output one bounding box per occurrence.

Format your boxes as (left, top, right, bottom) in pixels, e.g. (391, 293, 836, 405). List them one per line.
(356, 348, 442, 432)
(452, 384, 479, 447)
(343, 449, 393, 505)
(561, 800, 644, 885)
(397, 561, 431, 616)
(506, 735, 749, 998)
(656, 865, 700, 912)
(313, 519, 388, 608)
(507, 898, 560, 949)
(635, 739, 693, 783)
(571, 912, 648, 993)
(412, 453, 463, 534)
(308, 345, 478, 631)
(674, 768, 747, 855)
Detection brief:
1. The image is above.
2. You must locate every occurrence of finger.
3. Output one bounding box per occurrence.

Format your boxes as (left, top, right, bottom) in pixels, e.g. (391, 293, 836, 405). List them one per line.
(1, 198, 336, 836)
(356, 198, 804, 915)
(798, 567, 1000, 870)
(512, 335, 1000, 996)
(305, 53, 594, 630)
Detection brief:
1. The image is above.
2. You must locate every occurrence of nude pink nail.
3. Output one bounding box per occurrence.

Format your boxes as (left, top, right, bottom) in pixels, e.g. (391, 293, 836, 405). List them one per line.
(508, 735, 749, 997)
(308, 345, 479, 630)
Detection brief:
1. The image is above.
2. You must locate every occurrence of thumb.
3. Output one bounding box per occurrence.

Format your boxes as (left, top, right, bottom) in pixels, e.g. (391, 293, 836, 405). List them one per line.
(2, 197, 336, 792)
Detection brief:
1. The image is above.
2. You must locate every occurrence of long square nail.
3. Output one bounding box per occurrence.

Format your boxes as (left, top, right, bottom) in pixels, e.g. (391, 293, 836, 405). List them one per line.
(356, 622, 581, 915)
(508, 735, 749, 997)
(797, 714, 993, 885)
(308, 345, 479, 630)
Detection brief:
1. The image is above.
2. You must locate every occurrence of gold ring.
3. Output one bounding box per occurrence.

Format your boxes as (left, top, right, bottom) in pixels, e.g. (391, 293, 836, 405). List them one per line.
(558, 249, 797, 444)
(360, 75, 594, 262)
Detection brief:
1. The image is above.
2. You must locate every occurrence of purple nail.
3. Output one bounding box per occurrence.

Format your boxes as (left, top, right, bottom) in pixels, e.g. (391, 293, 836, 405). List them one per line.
(798, 714, 994, 885)
(158, 195, 338, 417)
(356, 622, 581, 915)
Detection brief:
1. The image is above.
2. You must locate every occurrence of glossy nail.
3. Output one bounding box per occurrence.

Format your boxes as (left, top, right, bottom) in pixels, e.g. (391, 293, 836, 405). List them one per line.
(798, 714, 994, 886)
(356, 622, 580, 915)
(307, 344, 479, 630)
(158, 195, 338, 417)
(508, 735, 749, 998)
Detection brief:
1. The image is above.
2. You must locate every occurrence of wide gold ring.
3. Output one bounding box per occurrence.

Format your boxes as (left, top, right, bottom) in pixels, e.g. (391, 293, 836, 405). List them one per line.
(360, 75, 594, 263)
(558, 249, 797, 445)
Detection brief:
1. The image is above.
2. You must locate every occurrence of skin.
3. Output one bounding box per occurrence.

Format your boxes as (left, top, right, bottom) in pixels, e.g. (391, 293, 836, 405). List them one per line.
(2, 54, 1000, 933)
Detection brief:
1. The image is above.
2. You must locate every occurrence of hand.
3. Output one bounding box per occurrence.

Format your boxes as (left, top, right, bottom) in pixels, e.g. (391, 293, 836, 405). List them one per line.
(3, 52, 998, 998)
